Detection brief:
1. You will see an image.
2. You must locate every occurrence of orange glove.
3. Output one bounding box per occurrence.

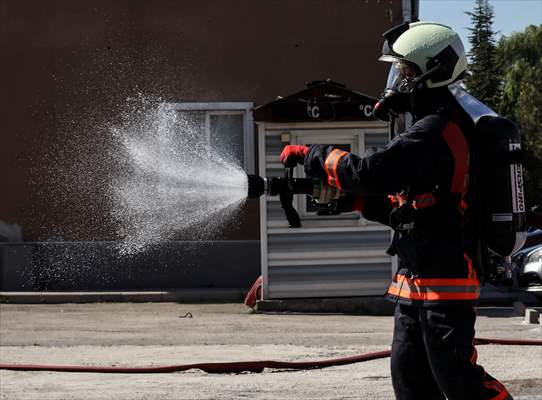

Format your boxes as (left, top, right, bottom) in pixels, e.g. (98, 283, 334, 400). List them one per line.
(279, 145, 309, 167)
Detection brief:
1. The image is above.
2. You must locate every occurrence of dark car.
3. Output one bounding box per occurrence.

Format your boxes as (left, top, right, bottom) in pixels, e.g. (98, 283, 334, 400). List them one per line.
(523, 228, 542, 248)
(485, 230, 542, 301)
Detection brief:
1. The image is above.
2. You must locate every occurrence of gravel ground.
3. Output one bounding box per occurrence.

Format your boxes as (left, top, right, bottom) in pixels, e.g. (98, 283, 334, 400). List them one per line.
(0, 303, 541, 399)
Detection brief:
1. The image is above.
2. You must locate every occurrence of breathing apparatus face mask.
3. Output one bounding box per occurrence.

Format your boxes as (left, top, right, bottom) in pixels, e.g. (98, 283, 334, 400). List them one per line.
(386, 62, 419, 94)
(372, 61, 421, 138)
(373, 62, 421, 125)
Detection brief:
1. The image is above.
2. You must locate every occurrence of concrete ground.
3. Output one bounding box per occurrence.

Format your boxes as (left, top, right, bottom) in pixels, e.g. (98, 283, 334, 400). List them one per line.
(0, 303, 541, 400)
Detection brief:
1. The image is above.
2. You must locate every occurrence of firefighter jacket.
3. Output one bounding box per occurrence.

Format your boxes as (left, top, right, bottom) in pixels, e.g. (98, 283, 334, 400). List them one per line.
(304, 111, 480, 307)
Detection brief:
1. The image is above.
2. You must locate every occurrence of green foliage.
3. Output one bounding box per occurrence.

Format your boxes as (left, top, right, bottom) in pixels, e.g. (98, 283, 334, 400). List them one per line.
(465, 0, 501, 109)
(496, 25, 542, 209)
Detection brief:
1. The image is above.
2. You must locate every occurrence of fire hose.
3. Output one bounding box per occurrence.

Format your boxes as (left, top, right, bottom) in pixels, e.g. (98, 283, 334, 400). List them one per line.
(1, 337, 541, 374)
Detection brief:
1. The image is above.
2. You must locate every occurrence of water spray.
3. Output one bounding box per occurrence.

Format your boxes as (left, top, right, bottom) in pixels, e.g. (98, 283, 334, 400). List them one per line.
(104, 97, 249, 255)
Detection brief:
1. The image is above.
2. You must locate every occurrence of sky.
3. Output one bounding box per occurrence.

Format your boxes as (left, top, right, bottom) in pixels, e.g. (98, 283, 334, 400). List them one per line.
(419, 0, 542, 54)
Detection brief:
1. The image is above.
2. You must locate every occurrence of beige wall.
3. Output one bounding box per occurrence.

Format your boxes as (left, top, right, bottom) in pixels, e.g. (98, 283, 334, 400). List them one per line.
(1, 0, 405, 240)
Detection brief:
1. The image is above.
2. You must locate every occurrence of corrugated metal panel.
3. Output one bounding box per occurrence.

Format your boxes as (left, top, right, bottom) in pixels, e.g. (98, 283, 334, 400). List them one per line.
(262, 124, 393, 299)
(269, 263, 390, 298)
(265, 134, 287, 176)
(268, 230, 390, 252)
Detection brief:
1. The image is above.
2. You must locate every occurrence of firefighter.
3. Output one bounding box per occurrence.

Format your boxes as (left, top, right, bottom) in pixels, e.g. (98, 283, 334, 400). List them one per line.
(280, 21, 513, 400)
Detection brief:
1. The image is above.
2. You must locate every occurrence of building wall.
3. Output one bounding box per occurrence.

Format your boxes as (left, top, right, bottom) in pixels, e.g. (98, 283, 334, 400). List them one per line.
(1, 0, 405, 241)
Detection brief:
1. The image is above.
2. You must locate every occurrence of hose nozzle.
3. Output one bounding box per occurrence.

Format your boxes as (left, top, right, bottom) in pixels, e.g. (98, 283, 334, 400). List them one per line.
(247, 174, 265, 199)
(245, 172, 345, 228)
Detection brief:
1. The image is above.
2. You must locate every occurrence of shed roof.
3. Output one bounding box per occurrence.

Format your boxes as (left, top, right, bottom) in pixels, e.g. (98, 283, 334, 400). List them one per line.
(253, 79, 378, 123)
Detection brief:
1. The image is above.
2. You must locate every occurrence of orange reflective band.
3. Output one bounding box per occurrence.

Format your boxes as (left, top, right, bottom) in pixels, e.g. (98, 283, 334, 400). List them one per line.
(324, 149, 348, 191)
(487, 389, 511, 400)
(392, 274, 480, 287)
(387, 285, 481, 301)
(388, 271, 481, 301)
(484, 380, 510, 400)
(442, 121, 470, 195)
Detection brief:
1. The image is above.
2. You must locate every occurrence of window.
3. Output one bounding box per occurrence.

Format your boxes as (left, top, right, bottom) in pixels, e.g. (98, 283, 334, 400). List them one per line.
(208, 112, 245, 165)
(168, 102, 254, 173)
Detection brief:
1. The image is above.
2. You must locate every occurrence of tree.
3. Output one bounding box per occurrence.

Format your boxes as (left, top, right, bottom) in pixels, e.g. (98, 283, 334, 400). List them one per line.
(465, 0, 501, 109)
(496, 25, 542, 210)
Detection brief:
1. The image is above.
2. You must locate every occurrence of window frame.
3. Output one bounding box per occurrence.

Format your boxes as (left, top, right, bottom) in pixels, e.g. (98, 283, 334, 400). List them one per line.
(168, 102, 255, 173)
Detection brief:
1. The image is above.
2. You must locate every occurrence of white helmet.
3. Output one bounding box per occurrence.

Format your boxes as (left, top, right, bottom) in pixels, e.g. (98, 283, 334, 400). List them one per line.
(380, 21, 468, 91)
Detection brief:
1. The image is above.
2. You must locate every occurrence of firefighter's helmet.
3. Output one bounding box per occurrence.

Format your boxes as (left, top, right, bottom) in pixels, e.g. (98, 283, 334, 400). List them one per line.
(380, 21, 468, 91)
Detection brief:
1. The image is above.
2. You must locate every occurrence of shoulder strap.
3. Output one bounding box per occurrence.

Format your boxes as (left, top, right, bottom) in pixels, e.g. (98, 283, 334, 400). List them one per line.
(441, 120, 470, 196)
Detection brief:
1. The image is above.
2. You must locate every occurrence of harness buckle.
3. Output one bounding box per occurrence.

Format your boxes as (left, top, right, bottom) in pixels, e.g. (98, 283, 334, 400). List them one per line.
(389, 203, 416, 232)
(406, 272, 418, 288)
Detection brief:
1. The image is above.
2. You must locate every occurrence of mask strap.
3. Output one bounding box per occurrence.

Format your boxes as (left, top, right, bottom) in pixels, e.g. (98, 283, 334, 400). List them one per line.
(411, 64, 444, 89)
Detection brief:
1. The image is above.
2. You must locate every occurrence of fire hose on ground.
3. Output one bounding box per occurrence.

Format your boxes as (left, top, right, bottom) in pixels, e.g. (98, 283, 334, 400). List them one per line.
(1, 337, 541, 374)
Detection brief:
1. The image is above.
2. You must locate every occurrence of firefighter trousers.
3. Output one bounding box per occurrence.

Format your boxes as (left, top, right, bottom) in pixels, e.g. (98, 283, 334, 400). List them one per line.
(391, 303, 512, 400)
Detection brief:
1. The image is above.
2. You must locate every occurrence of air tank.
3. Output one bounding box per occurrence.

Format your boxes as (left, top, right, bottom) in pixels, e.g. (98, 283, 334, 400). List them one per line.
(476, 115, 527, 256)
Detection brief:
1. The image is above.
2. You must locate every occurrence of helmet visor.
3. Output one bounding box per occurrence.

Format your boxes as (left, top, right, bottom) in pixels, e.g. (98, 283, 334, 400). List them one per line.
(386, 62, 418, 94)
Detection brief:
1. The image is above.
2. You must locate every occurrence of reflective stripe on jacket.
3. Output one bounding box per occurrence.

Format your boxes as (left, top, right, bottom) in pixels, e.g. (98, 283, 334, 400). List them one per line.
(387, 255, 480, 302)
(324, 149, 348, 191)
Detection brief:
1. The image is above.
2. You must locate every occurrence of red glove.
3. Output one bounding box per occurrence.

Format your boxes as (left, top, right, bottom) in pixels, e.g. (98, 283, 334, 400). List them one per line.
(279, 145, 309, 167)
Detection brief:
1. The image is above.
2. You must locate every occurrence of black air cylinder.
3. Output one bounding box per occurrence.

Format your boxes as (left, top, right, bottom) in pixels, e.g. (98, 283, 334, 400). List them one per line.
(476, 116, 527, 256)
